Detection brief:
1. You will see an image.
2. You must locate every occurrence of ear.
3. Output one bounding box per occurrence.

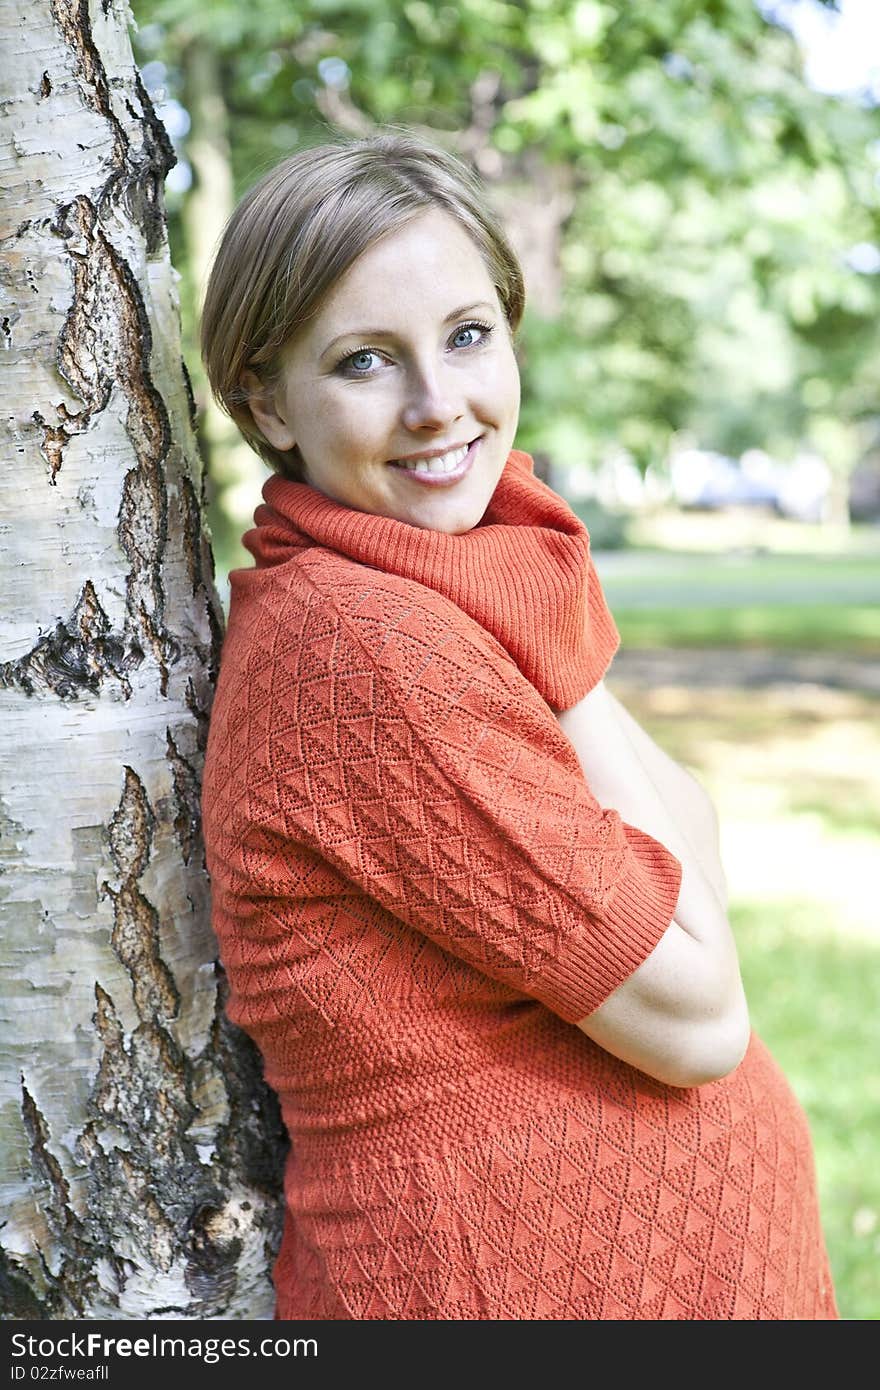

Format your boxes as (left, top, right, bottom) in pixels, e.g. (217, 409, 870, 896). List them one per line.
(241, 369, 296, 452)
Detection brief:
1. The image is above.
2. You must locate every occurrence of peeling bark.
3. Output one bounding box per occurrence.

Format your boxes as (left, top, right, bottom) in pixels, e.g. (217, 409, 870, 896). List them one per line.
(0, 0, 286, 1319)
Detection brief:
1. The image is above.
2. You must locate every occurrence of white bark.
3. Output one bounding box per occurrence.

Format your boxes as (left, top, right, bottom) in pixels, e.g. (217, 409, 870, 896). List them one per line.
(0, 0, 284, 1318)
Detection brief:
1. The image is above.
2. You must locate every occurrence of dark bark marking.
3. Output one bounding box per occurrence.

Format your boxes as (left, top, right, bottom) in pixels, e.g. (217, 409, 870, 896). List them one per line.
(180, 356, 199, 433)
(87, 984, 253, 1303)
(179, 474, 204, 595)
(76, 985, 192, 1289)
(29, 402, 82, 486)
(119, 461, 171, 664)
(126, 72, 177, 255)
(102, 767, 179, 1023)
(49, 0, 175, 255)
(184, 676, 212, 760)
(20, 1080, 74, 1230)
(187, 1202, 243, 1271)
(50, 197, 170, 470)
(46, 196, 179, 694)
(177, 473, 226, 687)
(184, 1202, 242, 1306)
(17, 1081, 95, 1315)
(207, 976, 288, 1197)
(133, 602, 176, 698)
(179, 984, 286, 1304)
(30, 409, 69, 484)
(165, 730, 200, 865)
(102, 882, 180, 1024)
(0, 1245, 50, 1319)
(0, 580, 141, 700)
(50, 0, 117, 136)
(203, 582, 226, 688)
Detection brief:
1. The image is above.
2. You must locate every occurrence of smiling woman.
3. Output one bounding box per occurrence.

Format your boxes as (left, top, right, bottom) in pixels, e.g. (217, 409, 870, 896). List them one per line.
(200, 135, 523, 482)
(198, 129, 838, 1321)
(240, 210, 521, 534)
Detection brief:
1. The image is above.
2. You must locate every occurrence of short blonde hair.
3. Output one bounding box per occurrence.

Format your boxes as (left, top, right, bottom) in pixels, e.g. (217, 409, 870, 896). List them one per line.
(200, 128, 526, 477)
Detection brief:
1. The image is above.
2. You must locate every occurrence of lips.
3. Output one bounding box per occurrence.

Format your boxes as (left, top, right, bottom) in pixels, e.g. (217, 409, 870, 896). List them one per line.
(390, 442, 469, 473)
(388, 438, 480, 486)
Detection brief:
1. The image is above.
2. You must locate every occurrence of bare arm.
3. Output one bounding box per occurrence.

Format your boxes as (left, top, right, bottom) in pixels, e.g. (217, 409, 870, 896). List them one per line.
(556, 681, 749, 1088)
(604, 688, 729, 911)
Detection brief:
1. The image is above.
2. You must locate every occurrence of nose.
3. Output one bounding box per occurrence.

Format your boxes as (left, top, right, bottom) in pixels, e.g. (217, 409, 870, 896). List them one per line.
(400, 360, 462, 433)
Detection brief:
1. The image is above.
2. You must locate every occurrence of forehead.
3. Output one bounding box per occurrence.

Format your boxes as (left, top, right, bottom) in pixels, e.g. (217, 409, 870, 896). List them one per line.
(314, 208, 497, 327)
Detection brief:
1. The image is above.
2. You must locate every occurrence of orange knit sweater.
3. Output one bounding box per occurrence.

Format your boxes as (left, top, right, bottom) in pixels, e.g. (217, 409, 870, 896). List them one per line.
(201, 450, 838, 1320)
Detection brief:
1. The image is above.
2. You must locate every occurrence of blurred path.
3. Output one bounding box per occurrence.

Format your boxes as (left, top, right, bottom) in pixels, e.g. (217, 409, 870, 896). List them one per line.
(609, 646, 880, 696)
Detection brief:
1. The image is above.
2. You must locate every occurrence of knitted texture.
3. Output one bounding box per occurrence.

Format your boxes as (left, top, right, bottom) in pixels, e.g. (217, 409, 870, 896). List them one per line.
(254, 449, 620, 710)
(201, 451, 838, 1320)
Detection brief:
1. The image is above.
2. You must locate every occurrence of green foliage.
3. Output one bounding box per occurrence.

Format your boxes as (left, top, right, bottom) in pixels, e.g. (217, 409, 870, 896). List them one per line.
(129, 0, 880, 495)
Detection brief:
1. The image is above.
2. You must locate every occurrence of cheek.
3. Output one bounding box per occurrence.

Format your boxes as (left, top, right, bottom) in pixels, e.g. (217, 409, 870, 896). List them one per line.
(482, 345, 520, 407)
(321, 387, 393, 449)
(508, 362, 522, 410)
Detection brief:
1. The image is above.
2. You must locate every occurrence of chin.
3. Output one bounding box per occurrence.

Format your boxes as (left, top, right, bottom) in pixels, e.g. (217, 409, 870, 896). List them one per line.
(418, 480, 501, 534)
(411, 500, 488, 535)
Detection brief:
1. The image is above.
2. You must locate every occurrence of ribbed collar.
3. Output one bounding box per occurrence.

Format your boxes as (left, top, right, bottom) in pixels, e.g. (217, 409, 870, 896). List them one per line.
(244, 449, 619, 709)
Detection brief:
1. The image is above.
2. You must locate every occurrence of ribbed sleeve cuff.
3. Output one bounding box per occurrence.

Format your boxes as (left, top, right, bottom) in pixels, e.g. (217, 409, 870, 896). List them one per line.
(535, 826, 683, 1024)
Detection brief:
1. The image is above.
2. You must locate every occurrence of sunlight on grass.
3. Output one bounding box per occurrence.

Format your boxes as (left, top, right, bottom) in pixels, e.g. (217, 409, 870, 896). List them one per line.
(733, 900, 880, 1322)
(622, 508, 880, 557)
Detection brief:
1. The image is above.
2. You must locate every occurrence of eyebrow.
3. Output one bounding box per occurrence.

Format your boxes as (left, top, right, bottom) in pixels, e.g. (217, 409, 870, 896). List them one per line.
(320, 301, 499, 359)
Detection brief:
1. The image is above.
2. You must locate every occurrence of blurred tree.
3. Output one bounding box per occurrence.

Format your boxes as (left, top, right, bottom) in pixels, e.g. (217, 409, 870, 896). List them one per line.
(129, 0, 880, 556)
(0, 0, 284, 1318)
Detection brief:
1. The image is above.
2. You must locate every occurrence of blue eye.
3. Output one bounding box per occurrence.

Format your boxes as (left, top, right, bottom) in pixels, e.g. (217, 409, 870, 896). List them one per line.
(451, 321, 492, 350)
(344, 348, 380, 374)
(336, 321, 493, 376)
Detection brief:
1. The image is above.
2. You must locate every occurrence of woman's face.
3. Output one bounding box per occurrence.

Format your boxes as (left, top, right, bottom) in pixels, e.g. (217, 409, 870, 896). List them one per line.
(247, 208, 522, 534)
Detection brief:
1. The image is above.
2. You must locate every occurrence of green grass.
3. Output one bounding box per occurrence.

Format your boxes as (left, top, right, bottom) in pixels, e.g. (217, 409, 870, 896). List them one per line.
(600, 554, 880, 591)
(590, 544, 880, 653)
(591, 545, 880, 652)
(612, 604, 880, 651)
(733, 899, 880, 1321)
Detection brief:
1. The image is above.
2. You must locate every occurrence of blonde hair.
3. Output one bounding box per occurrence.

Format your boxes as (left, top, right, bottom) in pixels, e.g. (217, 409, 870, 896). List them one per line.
(200, 128, 526, 477)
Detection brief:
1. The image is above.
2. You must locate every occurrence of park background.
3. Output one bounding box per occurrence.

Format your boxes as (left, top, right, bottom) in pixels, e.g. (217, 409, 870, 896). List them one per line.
(130, 0, 879, 1318)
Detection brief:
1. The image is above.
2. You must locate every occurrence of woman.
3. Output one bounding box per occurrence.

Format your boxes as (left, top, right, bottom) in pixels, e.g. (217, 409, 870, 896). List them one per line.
(199, 129, 838, 1320)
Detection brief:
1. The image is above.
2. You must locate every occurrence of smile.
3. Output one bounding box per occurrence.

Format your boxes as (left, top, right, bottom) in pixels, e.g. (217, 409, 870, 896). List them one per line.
(388, 439, 479, 485)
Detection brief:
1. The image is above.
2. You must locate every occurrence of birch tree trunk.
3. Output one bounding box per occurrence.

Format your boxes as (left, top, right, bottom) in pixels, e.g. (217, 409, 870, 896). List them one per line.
(0, 0, 285, 1319)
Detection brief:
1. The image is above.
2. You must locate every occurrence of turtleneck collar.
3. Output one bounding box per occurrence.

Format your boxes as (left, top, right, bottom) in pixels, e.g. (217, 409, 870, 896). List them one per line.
(243, 449, 619, 710)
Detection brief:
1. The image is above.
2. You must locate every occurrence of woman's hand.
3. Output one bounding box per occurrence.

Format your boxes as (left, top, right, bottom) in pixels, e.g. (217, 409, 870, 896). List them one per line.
(555, 682, 749, 1088)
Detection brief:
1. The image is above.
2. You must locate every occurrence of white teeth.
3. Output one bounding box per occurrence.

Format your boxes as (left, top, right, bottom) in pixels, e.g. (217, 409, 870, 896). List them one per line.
(394, 444, 469, 473)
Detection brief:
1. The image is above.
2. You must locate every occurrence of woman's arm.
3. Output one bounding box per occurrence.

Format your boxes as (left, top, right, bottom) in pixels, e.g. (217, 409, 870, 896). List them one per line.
(601, 687, 729, 911)
(556, 682, 749, 1088)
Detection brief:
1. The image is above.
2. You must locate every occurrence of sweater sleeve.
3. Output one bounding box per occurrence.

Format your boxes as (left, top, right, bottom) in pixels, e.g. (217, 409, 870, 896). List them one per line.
(253, 564, 682, 1024)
